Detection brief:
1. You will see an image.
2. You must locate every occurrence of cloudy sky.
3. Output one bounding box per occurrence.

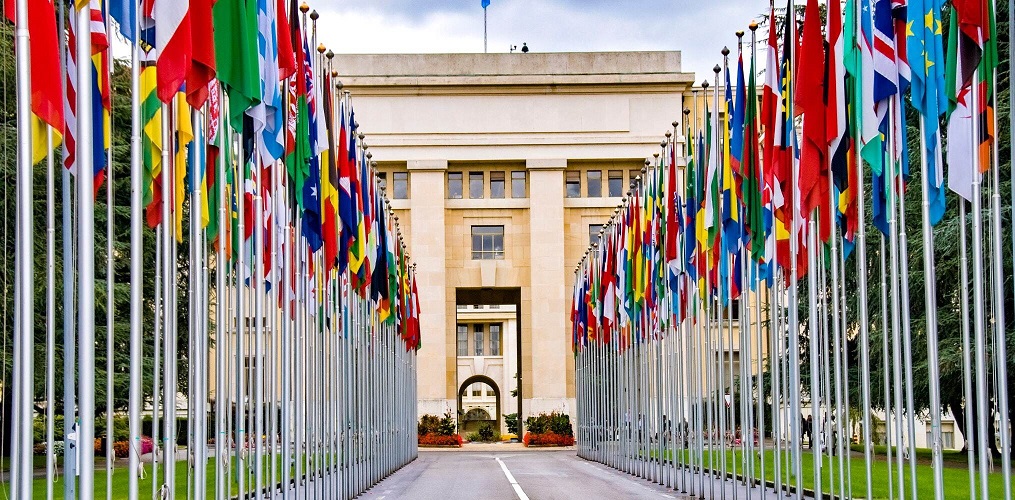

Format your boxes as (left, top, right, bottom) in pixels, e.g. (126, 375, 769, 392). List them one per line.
(314, 0, 774, 83)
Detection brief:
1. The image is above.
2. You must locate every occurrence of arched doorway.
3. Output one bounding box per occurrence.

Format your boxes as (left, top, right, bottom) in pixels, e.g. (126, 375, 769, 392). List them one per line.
(457, 375, 500, 435)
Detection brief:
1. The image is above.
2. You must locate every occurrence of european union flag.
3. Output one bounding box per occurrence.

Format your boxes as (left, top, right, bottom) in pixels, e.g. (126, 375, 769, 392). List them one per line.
(907, 0, 947, 224)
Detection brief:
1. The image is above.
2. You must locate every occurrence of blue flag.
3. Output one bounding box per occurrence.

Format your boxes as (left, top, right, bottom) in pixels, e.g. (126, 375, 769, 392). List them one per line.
(907, 0, 947, 224)
(109, 0, 137, 42)
(482, 0, 491, 7)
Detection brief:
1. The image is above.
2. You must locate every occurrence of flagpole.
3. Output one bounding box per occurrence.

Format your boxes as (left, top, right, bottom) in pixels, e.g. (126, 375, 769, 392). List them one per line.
(958, 201, 977, 499)
(128, 9, 144, 498)
(45, 129, 57, 500)
(484, 6, 488, 53)
(75, 1, 99, 495)
(215, 87, 229, 500)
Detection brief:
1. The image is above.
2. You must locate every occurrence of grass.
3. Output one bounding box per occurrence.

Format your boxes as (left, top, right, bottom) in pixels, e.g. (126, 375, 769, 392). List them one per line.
(650, 446, 1008, 500)
(0, 453, 328, 500)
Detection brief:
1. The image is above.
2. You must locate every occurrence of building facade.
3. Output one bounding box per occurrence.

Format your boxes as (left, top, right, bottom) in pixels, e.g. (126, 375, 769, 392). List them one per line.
(334, 51, 696, 433)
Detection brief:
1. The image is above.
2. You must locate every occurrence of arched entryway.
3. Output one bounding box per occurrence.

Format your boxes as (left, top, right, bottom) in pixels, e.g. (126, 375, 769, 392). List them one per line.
(457, 375, 500, 435)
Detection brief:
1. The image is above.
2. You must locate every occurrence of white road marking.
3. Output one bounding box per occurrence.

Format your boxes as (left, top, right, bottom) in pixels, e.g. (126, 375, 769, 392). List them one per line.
(495, 456, 531, 500)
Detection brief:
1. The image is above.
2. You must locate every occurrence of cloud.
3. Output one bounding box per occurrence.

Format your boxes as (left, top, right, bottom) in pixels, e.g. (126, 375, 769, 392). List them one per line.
(313, 0, 771, 81)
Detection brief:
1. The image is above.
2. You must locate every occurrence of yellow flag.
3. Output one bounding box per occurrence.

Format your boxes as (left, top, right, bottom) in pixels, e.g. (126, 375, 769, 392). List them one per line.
(174, 93, 193, 242)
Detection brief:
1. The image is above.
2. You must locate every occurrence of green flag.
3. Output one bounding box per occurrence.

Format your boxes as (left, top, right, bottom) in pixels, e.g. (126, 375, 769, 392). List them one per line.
(213, 0, 261, 130)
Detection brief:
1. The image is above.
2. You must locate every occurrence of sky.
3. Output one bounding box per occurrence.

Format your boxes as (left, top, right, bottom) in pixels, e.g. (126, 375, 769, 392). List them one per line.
(313, 0, 775, 83)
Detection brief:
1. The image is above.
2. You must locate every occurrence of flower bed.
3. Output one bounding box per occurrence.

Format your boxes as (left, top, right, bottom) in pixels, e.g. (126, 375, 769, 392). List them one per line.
(523, 431, 574, 447)
(418, 433, 463, 447)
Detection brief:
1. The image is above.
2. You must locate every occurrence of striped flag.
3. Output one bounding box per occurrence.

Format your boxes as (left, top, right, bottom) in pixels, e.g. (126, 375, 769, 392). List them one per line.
(63, 2, 109, 194)
(141, 44, 165, 228)
(153, 0, 192, 102)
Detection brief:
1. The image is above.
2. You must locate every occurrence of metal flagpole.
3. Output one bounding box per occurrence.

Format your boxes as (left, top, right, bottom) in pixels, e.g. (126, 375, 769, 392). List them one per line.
(484, 6, 488, 53)
(884, 101, 906, 500)
(128, 11, 143, 498)
(786, 0, 805, 492)
(152, 225, 163, 500)
(987, 29, 1012, 495)
(45, 130, 57, 500)
(160, 101, 176, 498)
(969, 64, 991, 500)
(58, 4, 79, 496)
(104, 9, 116, 497)
(917, 113, 945, 499)
(215, 87, 229, 500)
(235, 129, 247, 500)
(193, 108, 209, 500)
(11, 0, 34, 492)
(75, 1, 98, 495)
(958, 201, 977, 499)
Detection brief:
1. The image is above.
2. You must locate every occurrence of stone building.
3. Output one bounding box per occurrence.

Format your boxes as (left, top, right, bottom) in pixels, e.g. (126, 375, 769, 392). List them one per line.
(334, 51, 696, 434)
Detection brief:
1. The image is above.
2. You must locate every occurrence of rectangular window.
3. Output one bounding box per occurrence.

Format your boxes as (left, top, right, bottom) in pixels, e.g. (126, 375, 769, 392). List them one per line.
(474, 324, 484, 356)
(489, 324, 501, 356)
(471, 226, 505, 260)
(472, 387, 482, 397)
(469, 172, 484, 199)
(566, 171, 581, 198)
(608, 170, 624, 197)
(511, 171, 527, 198)
(393, 172, 409, 199)
(457, 324, 468, 356)
(448, 172, 463, 199)
(490, 171, 506, 199)
(589, 224, 604, 246)
(587, 170, 603, 197)
(376, 172, 388, 193)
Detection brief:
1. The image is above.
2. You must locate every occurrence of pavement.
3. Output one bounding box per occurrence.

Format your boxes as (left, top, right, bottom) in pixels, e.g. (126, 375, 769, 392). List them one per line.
(355, 449, 691, 500)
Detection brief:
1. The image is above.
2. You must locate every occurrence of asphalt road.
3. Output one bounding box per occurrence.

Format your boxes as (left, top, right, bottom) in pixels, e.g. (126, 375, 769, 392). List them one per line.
(356, 450, 688, 500)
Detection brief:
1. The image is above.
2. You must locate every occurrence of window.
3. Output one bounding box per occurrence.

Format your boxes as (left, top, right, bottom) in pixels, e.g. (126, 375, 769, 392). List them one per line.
(587, 170, 603, 197)
(566, 171, 581, 198)
(471, 226, 504, 260)
(489, 324, 501, 356)
(608, 170, 624, 197)
(474, 324, 484, 356)
(377, 172, 388, 193)
(589, 224, 604, 246)
(393, 172, 409, 199)
(469, 172, 484, 199)
(448, 172, 463, 199)
(457, 324, 468, 356)
(472, 385, 482, 397)
(629, 170, 641, 187)
(511, 171, 527, 198)
(490, 171, 506, 199)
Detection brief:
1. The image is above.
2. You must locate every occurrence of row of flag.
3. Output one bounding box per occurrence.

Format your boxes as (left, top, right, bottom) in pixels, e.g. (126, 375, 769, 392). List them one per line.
(6, 0, 422, 350)
(571, 0, 1000, 352)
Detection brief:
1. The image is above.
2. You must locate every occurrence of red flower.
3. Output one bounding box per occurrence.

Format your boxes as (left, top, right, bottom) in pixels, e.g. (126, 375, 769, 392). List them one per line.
(523, 432, 574, 447)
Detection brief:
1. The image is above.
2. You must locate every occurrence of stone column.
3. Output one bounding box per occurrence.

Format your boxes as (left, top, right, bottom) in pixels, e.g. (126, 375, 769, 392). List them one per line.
(526, 159, 568, 417)
(408, 160, 452, 417)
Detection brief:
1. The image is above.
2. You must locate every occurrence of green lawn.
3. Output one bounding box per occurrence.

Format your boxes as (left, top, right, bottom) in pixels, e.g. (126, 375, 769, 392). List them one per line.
(655, 447, 1007, 500)
(0, 454, 329, 500)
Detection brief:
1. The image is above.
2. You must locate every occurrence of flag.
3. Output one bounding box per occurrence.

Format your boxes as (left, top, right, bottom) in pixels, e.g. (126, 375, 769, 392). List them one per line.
(141, 46, 165, 228)
(252, 0, 284, 163)
(300, 33, 323, 251)
(743, 36, 764, 267)
(63, 3, 109, 194)
(795, 0, 830, 242)
(214, 0, 261, 129)
(907, 0, 947, 223)
(174, 92, 194, 241)
(482, 0, 491, 7)
(110, 0, 137, 41)
(275, 0, 296, 80)
(187, 0, 216, 107)
(322, 71, 340, 271)
(154, 0, 192, 103)
(6, 0, 65, 164)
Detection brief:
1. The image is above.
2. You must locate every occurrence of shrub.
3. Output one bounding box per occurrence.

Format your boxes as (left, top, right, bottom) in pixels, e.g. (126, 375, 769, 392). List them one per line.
(504, 413, 519, 435)
(437, 412, 457, 436)
(465, 432, 481, 442)
(523, 431, 575, 447)
(418, 434, 463, 447)
(139, 436, 154, 455)
(524, 411, 573, 437)
(418, 414, 441, 436)
(478, 423, 495, 442)
(112, 441, 130, 458)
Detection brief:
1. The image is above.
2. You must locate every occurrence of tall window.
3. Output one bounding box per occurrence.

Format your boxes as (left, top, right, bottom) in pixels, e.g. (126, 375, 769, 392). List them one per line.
(471, 226, 504, 260)
(608, 170, 624, 197)
(589, 224, 604, 246)
(469, 172, 484, 199)
(448, 172, 463, 199)
(393, 172, 409, 199)
(457, 324, 468, 356)
(566, 171, 581, 198)
(489, 324, 501, 356)
(474, 324, 485, 356)
(511, 171, 527, 198)
(587, 170, 603, 197)
(490, 171, 506, 198)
